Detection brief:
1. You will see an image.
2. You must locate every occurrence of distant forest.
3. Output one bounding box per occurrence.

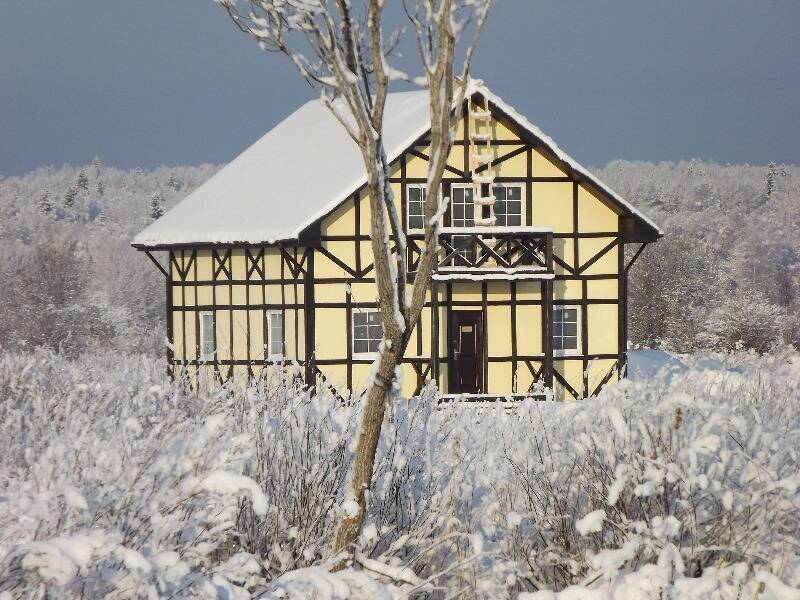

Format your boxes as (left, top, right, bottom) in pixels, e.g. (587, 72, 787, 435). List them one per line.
(1, 159, 798, 356)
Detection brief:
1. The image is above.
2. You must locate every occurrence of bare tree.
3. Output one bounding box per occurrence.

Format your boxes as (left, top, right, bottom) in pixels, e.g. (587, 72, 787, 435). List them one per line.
(215, 0, 492, 559)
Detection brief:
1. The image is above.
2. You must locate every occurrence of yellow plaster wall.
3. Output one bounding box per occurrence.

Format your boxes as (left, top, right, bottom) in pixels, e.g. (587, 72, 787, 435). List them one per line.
(533, 150, 567, 178)
(587, 304, 619, 356)
(578, 185, 620, 232)
(532, 182, 573, 233)
(516, 304, 543, 355)
(168, 99, 629, 399)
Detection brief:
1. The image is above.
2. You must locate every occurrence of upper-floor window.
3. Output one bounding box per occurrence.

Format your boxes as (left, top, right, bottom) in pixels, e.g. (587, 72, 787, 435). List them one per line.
(553, 306, 580, 355)
(199, 311, 215, 359)
(267, 310, 284, 359)
(493, 184, 524, 226)
(407, 184, 426, 231)
(407, 183, 523, 230)
(450, 184, 475, 228)
(352, 309, 383, 356)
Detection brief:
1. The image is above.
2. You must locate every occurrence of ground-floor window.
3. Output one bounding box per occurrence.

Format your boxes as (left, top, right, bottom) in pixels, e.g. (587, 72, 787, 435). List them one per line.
(553, 306, 580, 355)
(352, 309, 383, 357)
(199, 311, 215, 359)
(267, 310, 284, 359)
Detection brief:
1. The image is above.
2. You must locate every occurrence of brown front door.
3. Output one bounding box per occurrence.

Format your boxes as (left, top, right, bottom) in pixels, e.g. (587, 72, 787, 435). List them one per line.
(449, 311, 484, 394)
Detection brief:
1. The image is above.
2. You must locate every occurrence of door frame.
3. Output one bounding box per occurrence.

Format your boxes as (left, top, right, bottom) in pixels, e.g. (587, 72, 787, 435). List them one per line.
(447, 309, 485, 394)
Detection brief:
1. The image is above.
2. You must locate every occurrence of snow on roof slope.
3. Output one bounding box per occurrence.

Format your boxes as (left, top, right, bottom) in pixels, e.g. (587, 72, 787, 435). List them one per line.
(132, 80, 661, 248)
(133, 90, 432, 247)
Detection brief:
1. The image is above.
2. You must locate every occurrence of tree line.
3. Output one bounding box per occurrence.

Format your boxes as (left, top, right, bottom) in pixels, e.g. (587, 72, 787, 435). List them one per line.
(1, 158, 797, 356)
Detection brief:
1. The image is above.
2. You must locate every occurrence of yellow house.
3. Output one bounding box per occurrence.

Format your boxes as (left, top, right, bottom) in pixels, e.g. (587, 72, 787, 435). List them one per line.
(132, 81, 661, 400)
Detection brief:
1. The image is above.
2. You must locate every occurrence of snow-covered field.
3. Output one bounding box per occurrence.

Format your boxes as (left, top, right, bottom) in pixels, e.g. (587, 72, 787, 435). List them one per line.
(1, 349, 799, 598)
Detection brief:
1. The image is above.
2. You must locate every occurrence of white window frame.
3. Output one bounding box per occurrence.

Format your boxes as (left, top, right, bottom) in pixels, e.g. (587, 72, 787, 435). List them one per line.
(267, 310, 284, 360)
(492, 183, 526, 227)
(449, 183, 476, 228)
(553, 305, 581, 357)
(406, 183, 427, 232)
(199, 310, 216, 360)
(351, 308, 383, 359)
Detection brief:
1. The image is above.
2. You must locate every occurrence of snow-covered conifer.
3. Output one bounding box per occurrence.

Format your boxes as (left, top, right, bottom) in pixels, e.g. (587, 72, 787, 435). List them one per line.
(149, 191, 164, 220)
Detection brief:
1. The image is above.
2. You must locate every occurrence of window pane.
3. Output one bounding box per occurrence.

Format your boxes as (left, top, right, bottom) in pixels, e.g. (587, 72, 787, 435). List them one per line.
(353, 311, 383, 353)
(508, 214, 522, 226)
(269, 313, 283, 356)
(201, 313, 215, 356)
(407, 186, 427, 229)
(553, 307, 579, 353)
(507, 186, 521, 200)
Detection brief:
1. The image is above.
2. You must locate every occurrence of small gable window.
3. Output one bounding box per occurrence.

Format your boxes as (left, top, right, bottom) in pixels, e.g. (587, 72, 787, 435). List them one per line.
(199, 311, 216, 359)
(493, 184, 524, 226)
(407, 184, 426, 231)
(553, 306, 580, 354)
(352, 309, 383, 356)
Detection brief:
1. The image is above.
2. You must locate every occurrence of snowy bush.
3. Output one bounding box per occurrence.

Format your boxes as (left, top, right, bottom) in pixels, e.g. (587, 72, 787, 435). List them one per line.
(1, 348, 799, 598)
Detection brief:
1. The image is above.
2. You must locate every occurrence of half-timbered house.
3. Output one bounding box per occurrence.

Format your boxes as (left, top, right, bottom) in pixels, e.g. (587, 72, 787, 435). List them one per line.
(132, 80, 661, 400)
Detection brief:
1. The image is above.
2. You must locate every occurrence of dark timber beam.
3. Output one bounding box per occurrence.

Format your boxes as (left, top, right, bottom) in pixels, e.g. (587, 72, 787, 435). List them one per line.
(144, 250, 169, 278)
(625, 242, 649, 274)
(304, 248, 316, 386)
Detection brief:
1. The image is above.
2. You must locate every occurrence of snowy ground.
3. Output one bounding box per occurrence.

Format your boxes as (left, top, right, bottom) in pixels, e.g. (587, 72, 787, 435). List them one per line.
(1, 348, 799, 599)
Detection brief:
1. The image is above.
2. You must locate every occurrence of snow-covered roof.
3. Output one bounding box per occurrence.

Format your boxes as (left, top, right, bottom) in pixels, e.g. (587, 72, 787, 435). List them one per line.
(132, 80, 661, 248)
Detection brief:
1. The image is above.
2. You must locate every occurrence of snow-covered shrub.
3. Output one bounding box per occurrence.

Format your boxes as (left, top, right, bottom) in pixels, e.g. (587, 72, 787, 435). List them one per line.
(0, 352, 482, 597)
(494, 349, 800, 597)
(0, 350, 275, 597)
(1, 348, 799, 598)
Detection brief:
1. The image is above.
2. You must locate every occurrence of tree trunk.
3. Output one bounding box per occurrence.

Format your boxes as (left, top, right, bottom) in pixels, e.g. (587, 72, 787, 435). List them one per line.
(332, 344, 399, 559)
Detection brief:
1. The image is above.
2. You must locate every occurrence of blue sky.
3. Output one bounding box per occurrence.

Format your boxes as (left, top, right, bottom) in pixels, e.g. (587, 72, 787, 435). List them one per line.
(1, 0, 798, 175)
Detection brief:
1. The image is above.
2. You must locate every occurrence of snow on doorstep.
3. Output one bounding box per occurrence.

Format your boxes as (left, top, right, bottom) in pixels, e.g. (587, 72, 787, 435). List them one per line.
(132, 79, 661, 248)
